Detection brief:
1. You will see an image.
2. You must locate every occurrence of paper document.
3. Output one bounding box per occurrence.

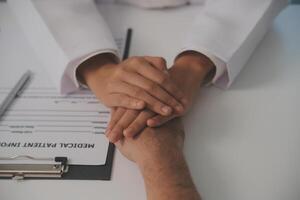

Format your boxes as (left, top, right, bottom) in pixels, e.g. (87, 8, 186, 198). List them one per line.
(0, 88, 110, 165)
(0, 3, 124, 165)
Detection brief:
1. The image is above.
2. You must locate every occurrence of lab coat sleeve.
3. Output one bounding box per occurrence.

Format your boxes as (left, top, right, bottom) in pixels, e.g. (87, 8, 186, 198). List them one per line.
(8, 0, 119, 94)
(180, 0, 288, 89)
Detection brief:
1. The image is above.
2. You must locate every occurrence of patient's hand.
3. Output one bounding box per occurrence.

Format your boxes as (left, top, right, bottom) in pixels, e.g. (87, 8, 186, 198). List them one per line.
(106, 107, 155, 143)
(116, 118, 201, 200)
(148, 51, 216, 127)
(106, 51, 216, 143)
(77, 54, 185, 116)
(115, 118, 185, 164)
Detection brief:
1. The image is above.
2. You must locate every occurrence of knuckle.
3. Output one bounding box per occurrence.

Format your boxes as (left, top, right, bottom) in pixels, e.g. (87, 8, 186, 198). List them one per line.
(146, 82, 157, 92)
(129, 99, 138, 107)
(110, 115, 118, 122)
(158, 74, 168, 85)
(175, 90, 184, 98)
(131, 121, 143, 131)
(129, 56, 142, 65)
(166, 98, 176, 106)
(153, 101, 163, 110)
(113, 67, 124, 78)
(106, 82, 114, 90)
(133, 88, 144, 97)
(110, 120, 117, 126)
(109, 131, 118, 139)
(156, 57, 167, 66)
(127, 126, 137, 135)
(127, 99, 137, 108)
(115, 124, 125, 131)
(126, 98, 138, 109)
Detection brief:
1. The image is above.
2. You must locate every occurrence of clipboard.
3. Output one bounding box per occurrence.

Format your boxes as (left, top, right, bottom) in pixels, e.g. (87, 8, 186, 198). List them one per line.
(0, 28, 133, 180)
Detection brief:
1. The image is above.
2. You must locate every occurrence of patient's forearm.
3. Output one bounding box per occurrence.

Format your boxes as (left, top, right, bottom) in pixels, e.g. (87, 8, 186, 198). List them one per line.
(138, 147, 201, 200)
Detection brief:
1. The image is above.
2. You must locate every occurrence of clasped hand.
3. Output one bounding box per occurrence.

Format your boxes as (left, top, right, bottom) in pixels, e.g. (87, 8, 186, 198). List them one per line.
(78, 51, 214, 143)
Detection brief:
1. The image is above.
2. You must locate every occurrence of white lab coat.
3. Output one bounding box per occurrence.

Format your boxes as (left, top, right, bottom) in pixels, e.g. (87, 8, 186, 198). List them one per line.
(7, 0, 288, 94)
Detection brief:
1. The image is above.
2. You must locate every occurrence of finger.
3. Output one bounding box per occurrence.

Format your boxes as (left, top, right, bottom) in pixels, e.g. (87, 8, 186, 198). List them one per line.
(114, 140, 121, 149)
(147, 115, 176, 127)
(105, 93, 145, 110)
(108, 108, 117, 129)
(110, 81, 172, 116)
(126, 58, 185, 103)
(106, 107, 126, 135)
(109, 108, 116, 119)
(108, 109, 139, 143)
(143, 56, 168, 72)
(120, 71, 184, 113)
(124, 110, 156, 138)
(110, 107, 116, 115)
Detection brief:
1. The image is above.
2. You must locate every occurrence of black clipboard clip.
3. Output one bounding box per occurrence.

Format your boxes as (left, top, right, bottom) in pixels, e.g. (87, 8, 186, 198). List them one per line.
(0, 155, 68, 180)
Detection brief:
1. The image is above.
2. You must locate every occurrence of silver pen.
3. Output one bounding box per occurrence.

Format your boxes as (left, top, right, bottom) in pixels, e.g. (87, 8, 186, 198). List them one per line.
(0, 70, 32, 120)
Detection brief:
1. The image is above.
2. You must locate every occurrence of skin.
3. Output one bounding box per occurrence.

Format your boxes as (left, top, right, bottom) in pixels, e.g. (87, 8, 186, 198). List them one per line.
(115, 118, 201, 200)
(106, 51, 216, 142)
(77, 51, 215, 199)
(77, 53, 186, 116)
(78, 51, 215, 143)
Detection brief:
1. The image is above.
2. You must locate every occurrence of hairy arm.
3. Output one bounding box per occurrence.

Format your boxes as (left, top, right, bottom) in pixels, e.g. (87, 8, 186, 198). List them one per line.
(116, 118, 201, 200)
(140, 145, 200, 200)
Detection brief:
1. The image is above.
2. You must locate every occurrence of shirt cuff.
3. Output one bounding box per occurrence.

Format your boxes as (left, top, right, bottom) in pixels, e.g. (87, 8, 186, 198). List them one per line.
(61, 49, 120, 94)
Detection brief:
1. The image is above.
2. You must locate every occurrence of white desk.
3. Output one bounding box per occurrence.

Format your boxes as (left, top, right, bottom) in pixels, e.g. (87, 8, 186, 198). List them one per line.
(1, 4, 300, 200)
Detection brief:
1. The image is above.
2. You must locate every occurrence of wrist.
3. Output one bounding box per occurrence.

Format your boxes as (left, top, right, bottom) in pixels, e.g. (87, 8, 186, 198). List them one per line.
(138, 149, 199, 199)
(136, 125, 185, 170)
(138, 147, 185, 182)
(137, 135, 184, 174)
(76, 53, 119, 85)
(174, 51, 216, 85)
(137, 147, 182, 172)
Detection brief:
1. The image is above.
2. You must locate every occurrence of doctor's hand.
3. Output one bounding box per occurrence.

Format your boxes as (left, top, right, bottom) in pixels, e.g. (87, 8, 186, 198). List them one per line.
(106, 51, 216, 143)
(77, 54, 185, 116)
(147, 51, 216, 127)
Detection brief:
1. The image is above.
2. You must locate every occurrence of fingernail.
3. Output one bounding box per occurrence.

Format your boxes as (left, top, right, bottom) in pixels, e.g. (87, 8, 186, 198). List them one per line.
(161, 106, 172, 115)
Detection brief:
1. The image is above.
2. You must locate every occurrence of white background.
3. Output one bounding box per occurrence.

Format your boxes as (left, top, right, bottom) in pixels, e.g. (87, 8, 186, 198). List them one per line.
(0, 3, 299, 200)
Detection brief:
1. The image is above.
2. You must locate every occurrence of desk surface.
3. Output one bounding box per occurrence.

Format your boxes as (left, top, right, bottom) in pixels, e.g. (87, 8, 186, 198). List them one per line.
(1, 4, 299, 200)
